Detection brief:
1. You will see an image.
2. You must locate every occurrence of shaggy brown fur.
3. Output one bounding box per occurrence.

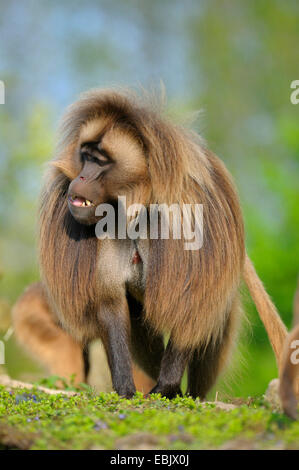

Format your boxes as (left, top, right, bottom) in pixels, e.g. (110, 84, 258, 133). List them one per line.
(279, 280, 299, 419)
(13, 88, 288, 398)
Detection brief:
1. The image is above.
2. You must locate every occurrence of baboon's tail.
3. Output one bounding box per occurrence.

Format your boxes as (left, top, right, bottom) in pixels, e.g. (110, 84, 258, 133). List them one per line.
(243, 254, 288, 369)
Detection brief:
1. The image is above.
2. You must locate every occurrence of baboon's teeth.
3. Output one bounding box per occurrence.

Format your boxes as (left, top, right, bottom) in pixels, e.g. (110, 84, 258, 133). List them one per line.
(69, 195, 93, 207)
(81, 199, 92, 207)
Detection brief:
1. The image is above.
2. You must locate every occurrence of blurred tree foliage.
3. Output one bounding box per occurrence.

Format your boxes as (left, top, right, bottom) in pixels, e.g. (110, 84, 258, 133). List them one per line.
(187, 1, 299, 395)
(0, 0, 298, 395)
(0, 104, 54, 300)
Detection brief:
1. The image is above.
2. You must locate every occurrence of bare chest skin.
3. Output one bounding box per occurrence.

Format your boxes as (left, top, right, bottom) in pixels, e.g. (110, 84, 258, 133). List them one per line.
(97, 238, 149, 303)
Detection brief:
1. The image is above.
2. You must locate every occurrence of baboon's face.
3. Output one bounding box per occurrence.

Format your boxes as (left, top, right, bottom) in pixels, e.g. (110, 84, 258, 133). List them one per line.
(67, 118, 149, 225)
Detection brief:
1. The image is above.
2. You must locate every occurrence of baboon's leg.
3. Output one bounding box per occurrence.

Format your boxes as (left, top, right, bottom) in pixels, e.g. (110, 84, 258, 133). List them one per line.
(187, 339, 225, 399)
(98, 296, 137, 398)
(187, 299, 241, 399)
(128, 294, 165, 392)
(149, 338, 189, 398)
(83, 346, 90, 380)
(12, 282, 85, 384)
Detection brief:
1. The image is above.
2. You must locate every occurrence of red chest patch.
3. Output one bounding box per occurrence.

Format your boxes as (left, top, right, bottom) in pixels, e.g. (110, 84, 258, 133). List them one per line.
(132, 251, 142, 264)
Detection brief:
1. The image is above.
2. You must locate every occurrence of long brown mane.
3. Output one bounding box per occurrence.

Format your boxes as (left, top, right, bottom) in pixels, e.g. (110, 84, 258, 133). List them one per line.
(39, 170, 99, 343)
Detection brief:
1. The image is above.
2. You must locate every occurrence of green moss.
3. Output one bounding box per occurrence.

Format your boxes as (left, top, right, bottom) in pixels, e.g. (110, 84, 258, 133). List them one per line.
(0, 385, 298, 450)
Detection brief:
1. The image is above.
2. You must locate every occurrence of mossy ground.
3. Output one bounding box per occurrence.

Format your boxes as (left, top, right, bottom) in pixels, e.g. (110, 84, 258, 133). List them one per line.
(0, 384, 299, 450)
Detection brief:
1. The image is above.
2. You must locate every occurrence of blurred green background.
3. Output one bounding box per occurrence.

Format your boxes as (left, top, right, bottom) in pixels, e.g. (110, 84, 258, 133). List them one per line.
(0, 0, 298, 397)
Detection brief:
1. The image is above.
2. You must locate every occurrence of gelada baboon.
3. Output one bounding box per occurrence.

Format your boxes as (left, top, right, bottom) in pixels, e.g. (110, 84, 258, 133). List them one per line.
(279, 280, 299, 419)
(13, 88, 288, 398)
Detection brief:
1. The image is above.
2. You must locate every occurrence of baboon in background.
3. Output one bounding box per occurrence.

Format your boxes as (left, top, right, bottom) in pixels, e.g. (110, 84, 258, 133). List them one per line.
(279, 280, 299, 419)
(13, 282, 154, 392)
(13, 88, 288, 398)
(13, 282, 85, 383)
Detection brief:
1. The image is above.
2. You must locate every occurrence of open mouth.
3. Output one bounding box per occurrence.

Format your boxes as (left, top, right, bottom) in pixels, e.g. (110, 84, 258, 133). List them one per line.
(68, 195, 94, 208)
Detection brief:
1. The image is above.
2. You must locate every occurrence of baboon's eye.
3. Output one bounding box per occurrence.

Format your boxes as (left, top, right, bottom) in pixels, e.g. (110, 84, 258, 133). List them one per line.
(80, 144, 112, 166)
(81, 152, 97, 164)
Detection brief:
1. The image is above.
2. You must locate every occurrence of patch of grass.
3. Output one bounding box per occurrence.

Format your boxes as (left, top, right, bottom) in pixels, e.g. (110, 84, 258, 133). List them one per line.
(34, 374, 92, 392)
(0, 385, 298, 450)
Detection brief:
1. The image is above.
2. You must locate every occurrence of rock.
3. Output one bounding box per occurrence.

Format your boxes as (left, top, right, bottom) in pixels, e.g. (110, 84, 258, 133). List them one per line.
(115, 433, 160, 450)
(204, 401, 237, 411)
(220, 438, 257, 450)
(0, 374, 78, 396)
(0, 424, 36, 450)
(264, 378, 283, 412)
